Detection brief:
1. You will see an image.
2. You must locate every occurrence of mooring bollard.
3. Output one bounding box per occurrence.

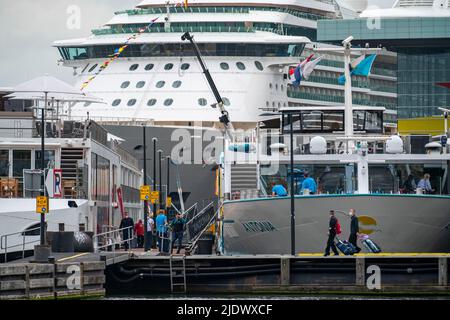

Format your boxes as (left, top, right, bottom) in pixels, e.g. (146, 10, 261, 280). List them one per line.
(280, 257, 290, 286)
(438, 257, 448, 286)
(355, 257, 365, 286)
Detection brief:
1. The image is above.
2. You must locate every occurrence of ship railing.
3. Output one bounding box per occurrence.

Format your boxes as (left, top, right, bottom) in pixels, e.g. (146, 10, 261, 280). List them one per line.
(93, 226, 135, 256)
(185, 205, 220, 255)
(1, 227, 41, 263)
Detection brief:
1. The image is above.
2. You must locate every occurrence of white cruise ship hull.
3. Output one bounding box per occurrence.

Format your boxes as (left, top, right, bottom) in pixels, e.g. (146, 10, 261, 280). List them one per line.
(222, 194, 450, 254)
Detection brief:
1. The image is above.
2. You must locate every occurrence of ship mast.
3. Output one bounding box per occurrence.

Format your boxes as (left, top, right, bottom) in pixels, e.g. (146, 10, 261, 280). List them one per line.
(314, 36, 383, 154)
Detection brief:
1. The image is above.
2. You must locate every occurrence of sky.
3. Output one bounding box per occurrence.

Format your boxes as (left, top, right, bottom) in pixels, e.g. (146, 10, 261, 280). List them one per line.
(0, 0, 396, 87)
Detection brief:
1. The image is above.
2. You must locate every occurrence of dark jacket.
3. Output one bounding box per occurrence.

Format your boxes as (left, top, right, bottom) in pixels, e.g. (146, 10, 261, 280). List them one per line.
(170, 218, 186, 233)
(350, 216, 359, 235)
(120, 217, 135, 238)
(329, 216, 337, 234)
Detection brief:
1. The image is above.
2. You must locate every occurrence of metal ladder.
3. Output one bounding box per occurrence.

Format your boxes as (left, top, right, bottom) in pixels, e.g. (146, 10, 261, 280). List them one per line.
(169, 255, 187, 293)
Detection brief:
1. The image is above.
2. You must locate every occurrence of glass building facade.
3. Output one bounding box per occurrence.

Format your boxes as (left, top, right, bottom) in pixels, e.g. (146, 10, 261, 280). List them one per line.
(318, 17, 450, 120)
(397, 48, 450, 119)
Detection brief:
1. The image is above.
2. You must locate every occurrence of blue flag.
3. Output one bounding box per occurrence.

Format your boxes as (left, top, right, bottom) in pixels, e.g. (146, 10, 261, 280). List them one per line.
(338, 54, 377, 85)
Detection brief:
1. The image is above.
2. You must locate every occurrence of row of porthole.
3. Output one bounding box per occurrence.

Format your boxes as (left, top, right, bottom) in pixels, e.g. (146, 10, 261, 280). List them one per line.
(129, 63, 190, 72)
(266, 101, 288, 108)
(269, 83, 284, 92)
(120, 80, 183, 89)
(106, 97, 232, 107)
(84, 61, 264, 74)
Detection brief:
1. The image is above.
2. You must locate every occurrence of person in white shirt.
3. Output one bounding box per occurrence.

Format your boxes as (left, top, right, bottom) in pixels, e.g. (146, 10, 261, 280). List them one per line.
(146, 215, 155, 250)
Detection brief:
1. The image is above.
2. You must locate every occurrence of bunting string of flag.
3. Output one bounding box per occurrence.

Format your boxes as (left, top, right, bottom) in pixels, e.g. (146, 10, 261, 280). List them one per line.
(81, 17, 160, 91)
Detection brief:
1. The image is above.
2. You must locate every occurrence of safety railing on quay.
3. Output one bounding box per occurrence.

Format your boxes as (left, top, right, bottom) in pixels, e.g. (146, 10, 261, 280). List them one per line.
(1, 227, 41, 263)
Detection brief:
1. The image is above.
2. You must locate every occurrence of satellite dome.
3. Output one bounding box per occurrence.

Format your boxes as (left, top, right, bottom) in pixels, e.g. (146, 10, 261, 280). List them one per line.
(310, 136, 327, 154)
(386, 135, 404, 154)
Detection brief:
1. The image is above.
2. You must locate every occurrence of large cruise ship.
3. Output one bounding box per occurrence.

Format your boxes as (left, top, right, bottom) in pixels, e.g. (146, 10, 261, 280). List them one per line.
(53, 0, 398, 129)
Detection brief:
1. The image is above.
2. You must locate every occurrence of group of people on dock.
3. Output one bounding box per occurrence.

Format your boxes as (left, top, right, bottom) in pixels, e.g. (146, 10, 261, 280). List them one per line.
(119, 210, 187, 255)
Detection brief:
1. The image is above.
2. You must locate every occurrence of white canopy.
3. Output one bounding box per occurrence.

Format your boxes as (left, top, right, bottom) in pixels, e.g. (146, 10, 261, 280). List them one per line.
(5, 92, 104, 103)
(8, 74, 103, 103)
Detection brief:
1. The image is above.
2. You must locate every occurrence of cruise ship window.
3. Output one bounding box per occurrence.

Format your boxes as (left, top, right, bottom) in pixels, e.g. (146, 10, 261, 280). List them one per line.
(181, 63, 190, 71)
(112, 99, 121, 107)
(156, 81, 166, 88)
(88, 64, 98, 73)
(222, 97, 231, 106)
(136, 81, 146, 88)
(269, 83, 273, 89)
(84, 102, 91, 107)
(255, 61, 264, 71)
(164, 63, 174, 70)
(145, 63, 154, 71)
(127, 99, 137, 106)
(164, 99, 174, 106)
(121, 81, 130, 89)
(236, 62, 246, 70)
(129, 64, 139, 71)
(220, 63, 229, 70)
(198, 98, 208, 106)
(147, 99, 157, 106)
(172, 81, 182, 88)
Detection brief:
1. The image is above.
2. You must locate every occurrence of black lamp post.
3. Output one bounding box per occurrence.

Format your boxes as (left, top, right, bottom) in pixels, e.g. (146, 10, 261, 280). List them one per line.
(152, 138, 158, 215)
(40, 93, 48, 246)
(158, 150, 163, 208)
(166, 156, 171, 210)
(142, 126, 149, 251)
(289, 113, 296, 256)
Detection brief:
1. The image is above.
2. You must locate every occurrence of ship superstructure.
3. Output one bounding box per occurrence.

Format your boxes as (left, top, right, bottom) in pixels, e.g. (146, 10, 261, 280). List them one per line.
(54, 0, 397, 129)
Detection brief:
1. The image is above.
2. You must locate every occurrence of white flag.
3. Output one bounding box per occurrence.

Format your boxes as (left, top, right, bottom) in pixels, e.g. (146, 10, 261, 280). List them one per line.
(302, 56, 323, 80)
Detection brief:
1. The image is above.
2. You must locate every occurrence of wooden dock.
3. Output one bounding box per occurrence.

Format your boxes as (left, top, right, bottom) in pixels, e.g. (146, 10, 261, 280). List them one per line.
(107, 253, 450, 296)
(1, 251, 449, 298)
(0, 251, 131, 300)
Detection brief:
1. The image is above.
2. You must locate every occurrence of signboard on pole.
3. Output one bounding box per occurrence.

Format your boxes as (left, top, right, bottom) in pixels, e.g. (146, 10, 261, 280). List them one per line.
(166, 196, 172, 208)
(150, 191, 159, 204)
(36, 196, 49, 214)
(45, 169, 63, 198)
(140, 185, 151, 201)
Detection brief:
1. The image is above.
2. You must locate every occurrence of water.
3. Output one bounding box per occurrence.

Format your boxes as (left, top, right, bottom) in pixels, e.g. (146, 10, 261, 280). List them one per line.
(104, 294, 450, 300)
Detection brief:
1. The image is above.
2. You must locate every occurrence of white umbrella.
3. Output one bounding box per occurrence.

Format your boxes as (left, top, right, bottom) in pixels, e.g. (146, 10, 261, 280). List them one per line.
(12, 74, 86, 96)
(5, 92, 104, 103)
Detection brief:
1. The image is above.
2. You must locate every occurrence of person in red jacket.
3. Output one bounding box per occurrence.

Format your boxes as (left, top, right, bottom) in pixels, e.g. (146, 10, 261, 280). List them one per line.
(134, 219, 145, 248)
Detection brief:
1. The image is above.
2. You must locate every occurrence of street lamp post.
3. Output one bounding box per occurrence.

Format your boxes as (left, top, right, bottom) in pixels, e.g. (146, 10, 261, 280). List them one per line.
(158, 150, 163, 207)
(289, 113, 295, 256)
(143, 126, 149, 251)
(167, 156, 171, 210)
(153, 138, 158, 215)
(40, 92, 48, 246)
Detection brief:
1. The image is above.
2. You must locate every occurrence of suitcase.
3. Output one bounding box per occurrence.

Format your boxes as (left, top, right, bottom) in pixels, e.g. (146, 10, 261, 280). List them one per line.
(362, 238, 381, 253)
(336, 239, 357, 255)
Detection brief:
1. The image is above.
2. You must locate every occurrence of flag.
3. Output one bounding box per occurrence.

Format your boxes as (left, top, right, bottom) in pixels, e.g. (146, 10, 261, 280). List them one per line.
(292, 65, 302, 87)
(302, 56, 323, 81)
(290, 54, 322, 87)
(338, 54, 377, 85)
